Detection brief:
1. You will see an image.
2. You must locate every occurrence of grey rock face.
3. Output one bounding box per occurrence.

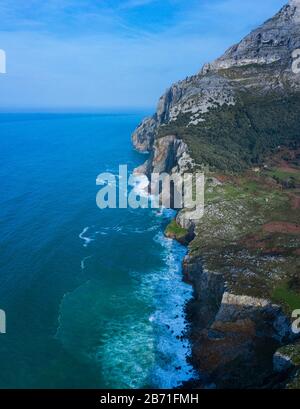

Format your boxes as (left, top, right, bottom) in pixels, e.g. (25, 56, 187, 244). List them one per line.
(273, 340, 300, 374)
(130, 1, 300, 388)
(216, 293, 293, 343)
(131, 1, 300, 147)
(184, 253, 295, 387)
(150, 135, 185, 174)
(209, 0, 300, 72)
(273, 352, 294, 373)
(161, 74, 236, 126)
(133, 134, 192, 177)
(131, 116, 157, 153)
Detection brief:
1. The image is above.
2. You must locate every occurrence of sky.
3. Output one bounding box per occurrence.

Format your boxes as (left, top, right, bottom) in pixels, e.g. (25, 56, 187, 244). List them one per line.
(0, 0, 287, 111)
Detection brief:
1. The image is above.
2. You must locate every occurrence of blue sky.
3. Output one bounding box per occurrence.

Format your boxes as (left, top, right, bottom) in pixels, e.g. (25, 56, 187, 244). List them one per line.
(0, 0, 287, 110)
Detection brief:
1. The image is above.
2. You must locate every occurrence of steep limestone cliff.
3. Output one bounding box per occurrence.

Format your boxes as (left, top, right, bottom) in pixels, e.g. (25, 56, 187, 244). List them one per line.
(132, 0, 300, 170)
(132, 0, 300, 389)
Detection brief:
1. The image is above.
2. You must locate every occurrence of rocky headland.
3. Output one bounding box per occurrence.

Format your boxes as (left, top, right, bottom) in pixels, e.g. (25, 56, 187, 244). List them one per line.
(132, 1, 300, 388)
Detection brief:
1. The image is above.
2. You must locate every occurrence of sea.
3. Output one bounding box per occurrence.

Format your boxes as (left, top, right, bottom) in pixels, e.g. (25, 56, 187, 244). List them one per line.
(0, 113, 195, 388)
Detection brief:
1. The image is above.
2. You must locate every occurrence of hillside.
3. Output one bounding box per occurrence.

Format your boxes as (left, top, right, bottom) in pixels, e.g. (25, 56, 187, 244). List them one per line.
(133, 0, 300, 171)
(132, 1, 300, 389)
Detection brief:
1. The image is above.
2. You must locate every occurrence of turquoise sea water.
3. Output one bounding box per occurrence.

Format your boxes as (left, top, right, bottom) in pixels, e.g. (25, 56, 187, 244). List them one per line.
(0, 113, 194, 388)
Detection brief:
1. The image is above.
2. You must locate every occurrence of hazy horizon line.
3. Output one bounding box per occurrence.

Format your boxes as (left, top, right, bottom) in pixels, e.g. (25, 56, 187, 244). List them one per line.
(0, 106, 154, 114)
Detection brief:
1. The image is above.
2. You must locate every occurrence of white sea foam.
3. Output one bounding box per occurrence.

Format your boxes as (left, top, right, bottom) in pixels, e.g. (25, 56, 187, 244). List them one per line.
(79, 227, 94, 247)
(127, 228, 196, 388)
(80, 256, 92, 270)
(147, 232, 196, 388)
(97, 313, 155, 388)
(74, 210, 195, 388)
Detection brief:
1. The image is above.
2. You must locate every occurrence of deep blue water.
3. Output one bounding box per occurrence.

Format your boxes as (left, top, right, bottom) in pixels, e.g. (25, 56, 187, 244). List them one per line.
(0, 113, 194, 388)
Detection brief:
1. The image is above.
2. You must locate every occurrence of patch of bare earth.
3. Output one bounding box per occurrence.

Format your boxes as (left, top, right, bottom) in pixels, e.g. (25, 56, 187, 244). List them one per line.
(278, 164, 299, 174)
(262, 222, 300, 234)
(241, 234, 286, 254)
(288, 193, 300, 210)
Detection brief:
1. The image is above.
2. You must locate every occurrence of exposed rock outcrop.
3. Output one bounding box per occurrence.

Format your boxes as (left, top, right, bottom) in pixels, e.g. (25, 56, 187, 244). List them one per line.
(207, 0, 300, 73)
(133, 135, 194, 181)
(132, 0, 300, 389)
(184, 255, 296, 388)
(132, 0, 300, 151)
(273, 341, 300, 388)
(132, 116, 157, 153)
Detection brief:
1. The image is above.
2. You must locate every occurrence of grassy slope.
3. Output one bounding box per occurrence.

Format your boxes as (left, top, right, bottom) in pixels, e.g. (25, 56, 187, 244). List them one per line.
(159, 93, 300, 172)
(157, 88, 300, 309)
(157, 84, 300, 385)
(165, 219, 188, 240)
(189, 167, 300, 306)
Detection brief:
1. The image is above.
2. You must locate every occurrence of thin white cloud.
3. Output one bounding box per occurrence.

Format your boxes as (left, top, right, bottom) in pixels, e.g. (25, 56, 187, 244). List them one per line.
(0, 0, 288, 109)
(119, 0, 159, 9)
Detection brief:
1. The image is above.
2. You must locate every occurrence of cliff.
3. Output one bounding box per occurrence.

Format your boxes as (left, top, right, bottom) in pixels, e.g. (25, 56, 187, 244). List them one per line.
(132, 0, 300, 170)
(132, 0, 300, 389)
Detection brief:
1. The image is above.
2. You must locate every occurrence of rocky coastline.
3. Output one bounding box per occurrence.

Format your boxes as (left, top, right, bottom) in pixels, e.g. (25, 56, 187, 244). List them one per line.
(132, 0, 300, 389)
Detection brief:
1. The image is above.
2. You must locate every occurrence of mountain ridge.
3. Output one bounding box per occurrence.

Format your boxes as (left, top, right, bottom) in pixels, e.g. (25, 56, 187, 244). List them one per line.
(132, 0, 300, 171)
(132, 1, 300, 389)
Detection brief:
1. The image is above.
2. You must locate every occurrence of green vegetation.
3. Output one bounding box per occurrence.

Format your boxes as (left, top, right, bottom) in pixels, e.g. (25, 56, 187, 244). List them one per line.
(265, 168, 300, 188)
(272, 282, 300, 313)
(155, 60, 300, 389)
(276, 342, 300, 390)
(188, 173, 300, 299)
(287, 369, 300, 389)
(277, 343, 300, 367)
(269, 169, 300, 182)
(159, 93, 300, 172)
(165, 219, 188, 239)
